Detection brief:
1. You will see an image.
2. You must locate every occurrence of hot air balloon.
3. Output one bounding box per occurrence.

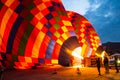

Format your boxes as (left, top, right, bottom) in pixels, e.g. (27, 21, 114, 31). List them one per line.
(67, 11, 101, 57)
(0, 0, 81, 69)
(0, 0, 101, 69)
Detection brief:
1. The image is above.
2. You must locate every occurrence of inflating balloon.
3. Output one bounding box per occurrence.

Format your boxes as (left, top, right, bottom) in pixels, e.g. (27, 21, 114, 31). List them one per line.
(67, 11, 101, 57)
(0, 0, 101, 69)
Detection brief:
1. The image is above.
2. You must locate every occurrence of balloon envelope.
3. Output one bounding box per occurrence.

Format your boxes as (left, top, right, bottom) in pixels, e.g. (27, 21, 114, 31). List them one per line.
(0, 0, 101, 69)
(67, 11, 101, 57)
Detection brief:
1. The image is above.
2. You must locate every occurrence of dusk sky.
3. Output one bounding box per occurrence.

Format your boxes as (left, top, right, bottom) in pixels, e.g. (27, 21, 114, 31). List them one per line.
(62, 0, 120, 43)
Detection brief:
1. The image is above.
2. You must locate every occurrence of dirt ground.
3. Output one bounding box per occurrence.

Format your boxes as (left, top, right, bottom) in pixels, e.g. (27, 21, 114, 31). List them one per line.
(1, 65, 120, 80)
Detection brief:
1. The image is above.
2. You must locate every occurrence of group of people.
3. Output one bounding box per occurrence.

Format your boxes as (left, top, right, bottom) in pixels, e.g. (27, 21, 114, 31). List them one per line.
(96, 56, 119, 75)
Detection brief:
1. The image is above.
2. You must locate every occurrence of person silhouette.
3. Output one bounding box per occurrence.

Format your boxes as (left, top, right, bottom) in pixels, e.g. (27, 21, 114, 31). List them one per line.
(0, 65, 4, 79)
(104, 56, 109, 74)
(114, 56, 119, 73)
(96, 57, 101, 75)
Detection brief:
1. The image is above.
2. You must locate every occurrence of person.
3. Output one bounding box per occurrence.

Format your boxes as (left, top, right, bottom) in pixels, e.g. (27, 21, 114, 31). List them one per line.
(96, 57, 101, 75)
(0, 65, 4, 79)
(76, 67, 81, 75)
(114, 56, 119, 73)
(103, 56, 109, 74)
(70, 56, 74, 66)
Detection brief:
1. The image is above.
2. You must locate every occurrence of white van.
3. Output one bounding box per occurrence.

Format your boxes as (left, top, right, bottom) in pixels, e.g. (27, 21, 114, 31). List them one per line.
(109, 53, 120, 69)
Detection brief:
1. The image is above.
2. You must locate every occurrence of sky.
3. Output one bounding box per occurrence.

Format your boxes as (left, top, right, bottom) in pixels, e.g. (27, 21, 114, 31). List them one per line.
(62, 0, 120, 43)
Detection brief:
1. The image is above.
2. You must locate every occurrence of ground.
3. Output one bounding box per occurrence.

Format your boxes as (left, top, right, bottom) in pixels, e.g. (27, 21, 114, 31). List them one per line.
(1, 65, 120, 80)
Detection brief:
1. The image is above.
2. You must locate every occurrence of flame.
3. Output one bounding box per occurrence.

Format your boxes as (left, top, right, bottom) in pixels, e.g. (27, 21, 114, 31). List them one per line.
(72, 47, 84, 68)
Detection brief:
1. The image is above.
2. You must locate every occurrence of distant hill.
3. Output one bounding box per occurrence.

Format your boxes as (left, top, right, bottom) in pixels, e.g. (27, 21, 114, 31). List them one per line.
(102, 42, 120, 55)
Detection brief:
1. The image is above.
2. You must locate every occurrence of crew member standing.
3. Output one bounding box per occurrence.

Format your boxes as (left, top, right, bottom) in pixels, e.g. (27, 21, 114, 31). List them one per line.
(96, 57, 101, 75)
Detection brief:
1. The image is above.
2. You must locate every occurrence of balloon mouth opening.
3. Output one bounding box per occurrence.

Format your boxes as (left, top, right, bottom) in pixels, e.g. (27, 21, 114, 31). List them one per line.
(71, 47, 84, 68)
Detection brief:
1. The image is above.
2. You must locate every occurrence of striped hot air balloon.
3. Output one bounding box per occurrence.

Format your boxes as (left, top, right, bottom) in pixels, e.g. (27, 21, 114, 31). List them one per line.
(0, 0, 101, 69)
(0, 0, 80, 69)
(67, 11, 101, 57)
